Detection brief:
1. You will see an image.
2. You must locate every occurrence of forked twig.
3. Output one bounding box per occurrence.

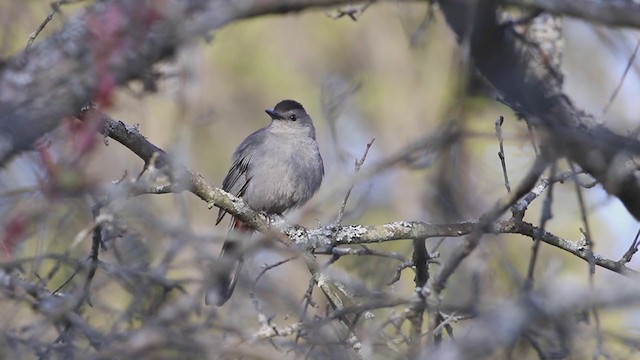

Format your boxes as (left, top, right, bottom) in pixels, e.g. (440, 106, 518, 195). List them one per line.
(335, 138, 375, 225)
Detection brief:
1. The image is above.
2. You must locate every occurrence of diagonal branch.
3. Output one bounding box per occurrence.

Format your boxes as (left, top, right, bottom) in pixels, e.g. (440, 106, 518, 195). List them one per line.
(439, 0, 640, 221)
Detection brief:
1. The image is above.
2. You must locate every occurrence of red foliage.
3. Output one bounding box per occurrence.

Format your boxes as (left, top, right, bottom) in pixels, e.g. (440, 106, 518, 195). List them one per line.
(1, 215, 26, 258)
(86, 2, 168, 107)
(36, 141, 56, 177)
(66, 117, 101, 156)
(87, 3, 127, 107)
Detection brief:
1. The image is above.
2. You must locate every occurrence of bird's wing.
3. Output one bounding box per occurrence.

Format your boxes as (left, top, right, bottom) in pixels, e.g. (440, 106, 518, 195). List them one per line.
(216, 155, 251, 225)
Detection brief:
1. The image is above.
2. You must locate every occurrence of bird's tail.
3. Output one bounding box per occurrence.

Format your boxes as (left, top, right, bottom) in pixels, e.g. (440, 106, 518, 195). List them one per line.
(206, 218, 251, 306)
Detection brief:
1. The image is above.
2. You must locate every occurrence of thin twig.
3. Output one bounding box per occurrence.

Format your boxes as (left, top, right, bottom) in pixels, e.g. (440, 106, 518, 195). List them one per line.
(408, 237, 429, 354)
(428, 312, 444, 345)
(430, 311, 472, 337)
(602, 38, 640, 117)
(250, 256, 297, 310)
(253, 257, 297, 289)
(495, 116, 511, 193)
(526, 120, 539, 156)
(430, 155, 549, 295)
(295, 276, 319, 346)
(26, 4, 59, 49)
(327, 0, 374, 21)
(326, 246, 409, 262)
(388, 261, 414, 286)
(568, 160, 605, 358)
(26, 0, 87, 49)
(524, 162, 556, 291)
(82, 203, 103, 307)
(409, 1, 436, 48)
(249, 257, 297, 344)
(619, 226, 640, 264)
(335, 138, 375, 225)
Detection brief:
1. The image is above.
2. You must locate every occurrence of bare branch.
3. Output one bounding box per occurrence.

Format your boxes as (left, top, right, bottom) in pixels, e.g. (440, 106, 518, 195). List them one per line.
(524, 162, 556, 291)
(407, 236, 430, 352)
(506, 0, 640, 30)
(602, 38, 640, 117)
(439, 0, 640, 220)
(335, 138, 375, 225)
(0, 0, 410, 164)
(495, 115, 511, 193)
(620, 226, 640, 264)
(429, 154, 549, 296)
(81, 109, 637, 280)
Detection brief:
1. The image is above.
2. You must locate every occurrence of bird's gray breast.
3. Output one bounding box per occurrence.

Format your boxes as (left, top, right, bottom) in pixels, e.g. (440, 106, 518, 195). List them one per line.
(243, 133, 323, 214)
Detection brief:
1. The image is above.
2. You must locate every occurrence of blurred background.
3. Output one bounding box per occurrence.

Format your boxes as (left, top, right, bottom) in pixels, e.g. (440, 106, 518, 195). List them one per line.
(1, 1, 640, 358)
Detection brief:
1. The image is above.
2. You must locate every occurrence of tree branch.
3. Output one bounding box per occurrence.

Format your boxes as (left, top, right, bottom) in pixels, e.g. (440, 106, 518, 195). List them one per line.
(83, 107, 635, 280)
(506, 0, 640, 30)
(439, 0, 640, 221)
(5, 0, 640, 225)
(0, 0, 401, 165)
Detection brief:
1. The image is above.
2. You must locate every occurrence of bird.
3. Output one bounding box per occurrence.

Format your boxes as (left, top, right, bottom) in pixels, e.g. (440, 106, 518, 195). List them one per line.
(206, 99, 324, 306)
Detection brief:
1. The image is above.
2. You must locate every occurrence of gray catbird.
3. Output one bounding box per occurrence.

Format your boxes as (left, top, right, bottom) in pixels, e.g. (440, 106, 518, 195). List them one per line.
(207, 99, 324, 306)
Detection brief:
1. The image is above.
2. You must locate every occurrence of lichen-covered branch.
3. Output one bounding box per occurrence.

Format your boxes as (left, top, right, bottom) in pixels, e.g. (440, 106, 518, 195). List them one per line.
(4, 0, 640, 227)
(84, 108, 635, 281)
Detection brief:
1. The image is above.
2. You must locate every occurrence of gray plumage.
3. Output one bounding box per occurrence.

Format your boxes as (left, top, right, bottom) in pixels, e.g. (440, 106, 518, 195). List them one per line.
(207, 100, 324, 306)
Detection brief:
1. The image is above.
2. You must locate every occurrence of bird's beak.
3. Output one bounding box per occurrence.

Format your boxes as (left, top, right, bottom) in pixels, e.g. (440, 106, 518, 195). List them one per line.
(265, 109, 284, 120)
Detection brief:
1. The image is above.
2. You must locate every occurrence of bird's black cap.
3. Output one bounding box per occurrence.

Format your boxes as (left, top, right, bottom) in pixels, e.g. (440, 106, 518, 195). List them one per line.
(273, 100, 304, 113)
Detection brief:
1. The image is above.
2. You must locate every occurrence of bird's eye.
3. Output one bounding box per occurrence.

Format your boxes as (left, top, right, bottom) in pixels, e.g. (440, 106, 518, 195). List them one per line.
(289, 114, 297, 121)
